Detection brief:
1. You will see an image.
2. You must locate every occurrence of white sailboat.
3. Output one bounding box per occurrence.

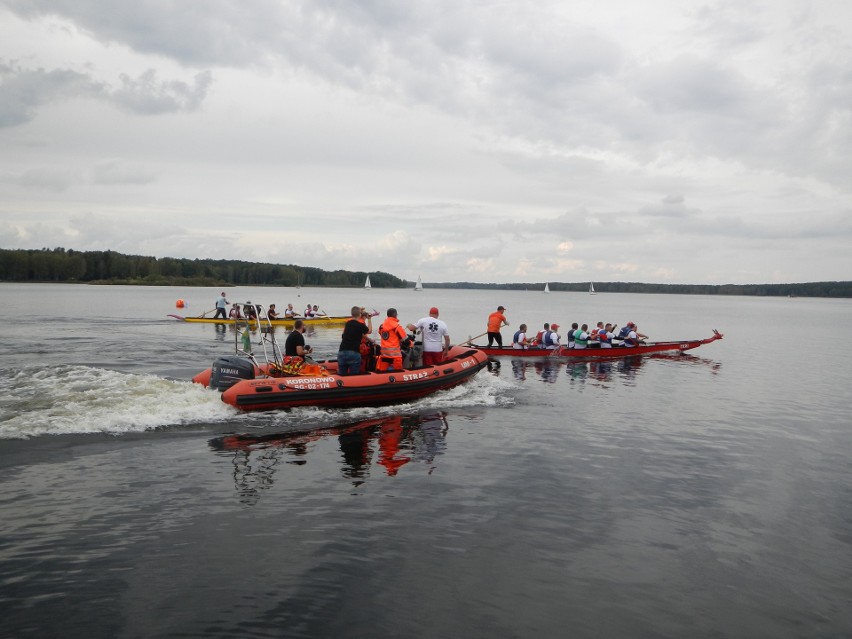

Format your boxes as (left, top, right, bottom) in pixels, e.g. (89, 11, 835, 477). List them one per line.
(364, 275, 371, 289)
(543, 283, 550, 293)
(589, 282, 596, 295)
(414, 275, 423, 291)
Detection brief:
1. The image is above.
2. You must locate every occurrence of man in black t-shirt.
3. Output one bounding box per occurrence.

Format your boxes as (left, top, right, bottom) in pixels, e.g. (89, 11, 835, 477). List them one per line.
(284, 320, 312, 357)
(337, 306, 372, 375)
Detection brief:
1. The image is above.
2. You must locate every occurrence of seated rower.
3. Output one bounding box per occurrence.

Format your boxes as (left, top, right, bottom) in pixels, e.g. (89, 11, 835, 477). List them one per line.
(572, 323, 591, 350)
(566, 322, 578, 349)
(267, 304, 280, 320)
(543, 323, 561, 349)
(512, 324, 532, 349)
(599, 323, 616, 348)
(532, 323, 549, 346)
(622, 322, 648, 347)
(284, 303, 296, 318)
(588, 321, 604, 347)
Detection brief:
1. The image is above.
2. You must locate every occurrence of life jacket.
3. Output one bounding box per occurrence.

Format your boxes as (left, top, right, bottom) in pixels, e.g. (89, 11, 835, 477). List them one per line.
(573, 329, 588, 348)
(543, 330, 555, 347)
(512, 330, 526, 348)
(589, 328, 600, 340)
(618, 326, 632, 339)
(274, 356, 329, 376)
(599, 331, 612, 345)
(379, 317, 407, 359)
(533, 330, 545, 345)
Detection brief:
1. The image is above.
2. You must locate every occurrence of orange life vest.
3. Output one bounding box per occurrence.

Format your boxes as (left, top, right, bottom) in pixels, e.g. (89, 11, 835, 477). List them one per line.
(378, 317, 407, 359)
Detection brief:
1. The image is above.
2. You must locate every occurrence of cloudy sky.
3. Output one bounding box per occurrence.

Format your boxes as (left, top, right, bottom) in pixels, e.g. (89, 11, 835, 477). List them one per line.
(1, 0, 850, 285)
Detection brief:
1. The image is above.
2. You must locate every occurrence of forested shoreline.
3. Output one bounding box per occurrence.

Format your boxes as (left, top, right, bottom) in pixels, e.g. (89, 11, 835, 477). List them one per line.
(0, 247, 405, 288)
(1, 247, 850, 297)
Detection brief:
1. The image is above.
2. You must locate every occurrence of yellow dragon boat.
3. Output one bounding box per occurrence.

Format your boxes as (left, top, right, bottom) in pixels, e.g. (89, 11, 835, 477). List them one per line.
(168, 313, 351, 328)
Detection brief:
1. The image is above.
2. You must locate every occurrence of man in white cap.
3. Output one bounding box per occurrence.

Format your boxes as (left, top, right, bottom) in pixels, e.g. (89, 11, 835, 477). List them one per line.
(408, 307, 450, 365)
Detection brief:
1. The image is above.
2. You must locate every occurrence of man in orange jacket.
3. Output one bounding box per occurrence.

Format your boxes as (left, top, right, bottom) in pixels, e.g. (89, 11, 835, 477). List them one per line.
(376, 308, 409, 371)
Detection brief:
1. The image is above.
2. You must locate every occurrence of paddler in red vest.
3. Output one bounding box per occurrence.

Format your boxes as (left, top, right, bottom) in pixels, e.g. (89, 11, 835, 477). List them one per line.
(376, 307, 409, 371)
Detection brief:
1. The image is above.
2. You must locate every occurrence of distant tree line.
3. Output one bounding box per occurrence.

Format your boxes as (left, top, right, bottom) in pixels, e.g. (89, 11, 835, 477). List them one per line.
(0, 247, 406, 288)
(2, 247, 849, 297)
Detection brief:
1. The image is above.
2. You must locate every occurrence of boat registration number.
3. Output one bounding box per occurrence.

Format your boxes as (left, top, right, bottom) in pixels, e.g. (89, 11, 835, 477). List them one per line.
(280, 377, 336, 390)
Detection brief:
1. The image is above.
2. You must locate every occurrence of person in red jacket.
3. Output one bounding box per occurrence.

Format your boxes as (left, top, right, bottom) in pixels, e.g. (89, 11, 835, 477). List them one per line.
(376, 308, 409, 371)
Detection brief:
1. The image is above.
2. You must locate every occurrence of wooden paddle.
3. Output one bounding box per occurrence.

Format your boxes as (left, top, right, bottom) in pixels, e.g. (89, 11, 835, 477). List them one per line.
(463, 331, 489, 345)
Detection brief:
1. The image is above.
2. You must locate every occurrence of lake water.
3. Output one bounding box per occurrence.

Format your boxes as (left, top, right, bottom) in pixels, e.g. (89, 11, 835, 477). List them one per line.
(1, 283, 851, 638)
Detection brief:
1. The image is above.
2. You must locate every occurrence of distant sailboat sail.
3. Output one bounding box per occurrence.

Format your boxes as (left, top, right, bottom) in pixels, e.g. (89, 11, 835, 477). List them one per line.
(544, 283, 550, 293)
(589, 282, 596, 295)
(364, 275, 371, 289)
(414, 275, 423, 291)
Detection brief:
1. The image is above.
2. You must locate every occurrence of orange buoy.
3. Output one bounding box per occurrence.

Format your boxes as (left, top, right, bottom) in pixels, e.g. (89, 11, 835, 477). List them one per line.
(176, 299, 185, 308)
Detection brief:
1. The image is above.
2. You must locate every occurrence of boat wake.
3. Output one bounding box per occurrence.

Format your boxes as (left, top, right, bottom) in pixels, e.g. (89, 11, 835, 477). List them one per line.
(0, 364, 515, 440)
(0, 365, 236, 439)
(236, 367, 517, 431)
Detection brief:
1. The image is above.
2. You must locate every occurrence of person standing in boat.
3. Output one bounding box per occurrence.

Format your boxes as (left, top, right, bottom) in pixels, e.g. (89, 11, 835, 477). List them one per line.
(376, 308, 409, 371)
(487, 306, 509, 348)
(337, 306, 373, 375)
(213, 292, 229, 319)
(285, 319, 313, 357)
(513, 324, 532, 349)
(407, 306, 450, 365)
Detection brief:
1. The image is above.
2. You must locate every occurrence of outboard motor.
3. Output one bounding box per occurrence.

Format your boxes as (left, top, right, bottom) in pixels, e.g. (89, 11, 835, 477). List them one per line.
(210, 356, 255, 391)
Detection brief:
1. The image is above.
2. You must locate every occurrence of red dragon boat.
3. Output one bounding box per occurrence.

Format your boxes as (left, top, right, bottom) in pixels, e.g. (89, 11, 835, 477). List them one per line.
(468, 330, 723, 359)
(191, 305, 488, 411)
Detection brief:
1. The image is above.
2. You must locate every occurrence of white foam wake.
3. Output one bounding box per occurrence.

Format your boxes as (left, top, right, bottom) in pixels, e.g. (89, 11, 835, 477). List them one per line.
(257, 366, 517, 427)
(0, 365, 237, 439)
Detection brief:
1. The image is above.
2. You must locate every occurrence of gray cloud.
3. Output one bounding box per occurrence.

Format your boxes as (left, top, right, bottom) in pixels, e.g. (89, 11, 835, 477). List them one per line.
(112, 69, 212, 115)
(0, 61, 103, 126)
(2, 166, 79, 192)
(0, 62, 213, 126)
(2, 0, 851, 284)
